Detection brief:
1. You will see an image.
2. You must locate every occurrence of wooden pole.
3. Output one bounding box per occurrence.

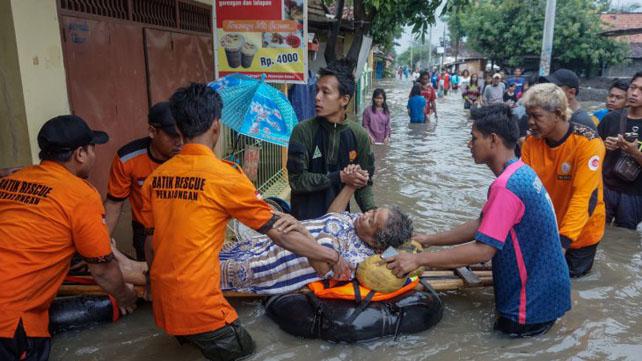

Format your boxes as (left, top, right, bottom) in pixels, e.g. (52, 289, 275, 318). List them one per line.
(58, 270, 493, 299)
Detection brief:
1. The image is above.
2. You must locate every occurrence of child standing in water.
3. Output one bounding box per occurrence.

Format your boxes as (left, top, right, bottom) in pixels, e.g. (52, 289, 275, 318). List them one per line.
(362, 88, 391, 144)
(407, 83, 427, 123)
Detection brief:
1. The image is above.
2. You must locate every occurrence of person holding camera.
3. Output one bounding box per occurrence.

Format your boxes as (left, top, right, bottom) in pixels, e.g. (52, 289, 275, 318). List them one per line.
(598, 72, 642, 230)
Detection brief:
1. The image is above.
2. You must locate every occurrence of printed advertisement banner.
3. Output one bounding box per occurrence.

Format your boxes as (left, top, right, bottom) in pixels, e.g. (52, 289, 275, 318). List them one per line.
(214, 0, 307, 84)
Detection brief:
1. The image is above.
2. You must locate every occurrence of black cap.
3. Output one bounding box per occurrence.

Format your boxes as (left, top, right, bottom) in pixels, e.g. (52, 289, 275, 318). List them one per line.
(539, 68, 579, 91)
(38, 115, 109, 154)
(148, 102, 179, 136)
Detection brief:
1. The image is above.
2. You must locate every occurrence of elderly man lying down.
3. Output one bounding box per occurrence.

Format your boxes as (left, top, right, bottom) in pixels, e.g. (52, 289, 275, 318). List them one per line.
(109, 184, 413, 295)
(219, 184, 413, 294)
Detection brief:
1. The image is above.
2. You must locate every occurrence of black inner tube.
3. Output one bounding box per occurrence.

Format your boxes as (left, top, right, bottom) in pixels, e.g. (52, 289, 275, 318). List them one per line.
(265, 285, 443, 343)
(49, 295, 116, 335)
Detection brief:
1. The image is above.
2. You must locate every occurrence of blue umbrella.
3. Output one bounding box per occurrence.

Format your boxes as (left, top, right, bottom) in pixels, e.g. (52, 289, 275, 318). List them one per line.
(208, 74, 298, 147)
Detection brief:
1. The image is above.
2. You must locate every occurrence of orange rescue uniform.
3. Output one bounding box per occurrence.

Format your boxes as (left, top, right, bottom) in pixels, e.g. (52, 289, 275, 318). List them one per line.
(107, 137, 163, 224)
(521, 123, 606, 249)
(0, 161, 113, 337)
(140, 144, 276, 335)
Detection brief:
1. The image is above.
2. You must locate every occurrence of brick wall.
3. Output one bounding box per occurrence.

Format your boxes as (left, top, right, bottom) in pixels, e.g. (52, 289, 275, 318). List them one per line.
(600, 13, 642, 43)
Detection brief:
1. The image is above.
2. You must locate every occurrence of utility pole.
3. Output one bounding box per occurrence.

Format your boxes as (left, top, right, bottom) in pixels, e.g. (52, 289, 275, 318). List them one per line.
(539, 0, 557, 76)
(440, 23, 447, 71)
(428, 26, 433, 69)
(410, 44, 414, 70)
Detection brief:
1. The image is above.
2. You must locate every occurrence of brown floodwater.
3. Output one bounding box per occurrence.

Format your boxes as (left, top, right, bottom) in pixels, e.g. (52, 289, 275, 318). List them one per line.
(51, 79, 642, 360)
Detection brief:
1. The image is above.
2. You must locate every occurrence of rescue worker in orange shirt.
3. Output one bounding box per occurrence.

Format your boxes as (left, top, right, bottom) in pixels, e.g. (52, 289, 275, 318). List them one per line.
(104, 102, 182, 260)
(520, 83, 606, 278)
(140, 83, 351, 361)
(0, 115, 138, 361)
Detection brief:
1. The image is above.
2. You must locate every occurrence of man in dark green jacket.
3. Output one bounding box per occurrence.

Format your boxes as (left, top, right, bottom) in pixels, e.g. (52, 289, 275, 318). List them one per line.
(287, 60, 376, 220)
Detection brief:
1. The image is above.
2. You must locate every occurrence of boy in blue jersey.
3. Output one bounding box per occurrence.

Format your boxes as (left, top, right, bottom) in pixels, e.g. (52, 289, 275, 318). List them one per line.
(386, 104, 571, 337)
(506, 67, 526, 96)
(593, 79, 628, 123)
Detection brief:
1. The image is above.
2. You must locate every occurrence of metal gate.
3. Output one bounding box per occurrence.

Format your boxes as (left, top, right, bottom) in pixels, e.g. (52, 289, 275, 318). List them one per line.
(58, 0, 213, 195)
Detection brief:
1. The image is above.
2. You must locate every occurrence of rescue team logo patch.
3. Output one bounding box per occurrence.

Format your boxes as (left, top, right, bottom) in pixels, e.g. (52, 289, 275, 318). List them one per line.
(312, 146, 322, 159)
(560, 162, 571, 175)
(349, 150, 358, 161)
(588, 155, 600, 171)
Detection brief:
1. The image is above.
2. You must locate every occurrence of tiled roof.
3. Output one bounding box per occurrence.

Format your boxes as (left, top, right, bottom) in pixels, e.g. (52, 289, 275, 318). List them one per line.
(456, 47, 484, 59)
(600, 13, 642, 43)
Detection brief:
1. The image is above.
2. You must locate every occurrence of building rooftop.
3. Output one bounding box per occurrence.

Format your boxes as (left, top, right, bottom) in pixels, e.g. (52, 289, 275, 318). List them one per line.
(600, 12, 642, 43)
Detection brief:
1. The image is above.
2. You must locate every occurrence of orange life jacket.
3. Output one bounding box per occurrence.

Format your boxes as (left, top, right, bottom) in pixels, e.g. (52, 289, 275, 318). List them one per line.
(307, 278, 419, 302)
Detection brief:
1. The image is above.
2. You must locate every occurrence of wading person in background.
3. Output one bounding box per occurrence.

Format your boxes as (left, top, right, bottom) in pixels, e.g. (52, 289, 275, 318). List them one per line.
(463, 73, 481, 110)
(460, 69, 471, 90)
(386, 104, 571, 337)
(521, 83, 606, 278)
(141, 83, 350, 361)
(431, 68, 439, 90)
(441, 69, 451, 96)
(104, 102, 182, 260)
(362, 88, 391, 145)
(593, 79, 629, 123)
(506, 67, 526, 97)
(503, 83, 518, 108)
(598, 72, 642, 230)
(418, 71, 438, 120)
(451, 70, 461, 94)
(483, 73, 506, 105)
(540, 68, 597, 130)
(408, 83, 427, 123)
(287, 60, 376, 220)
(0, 115, 138, 361)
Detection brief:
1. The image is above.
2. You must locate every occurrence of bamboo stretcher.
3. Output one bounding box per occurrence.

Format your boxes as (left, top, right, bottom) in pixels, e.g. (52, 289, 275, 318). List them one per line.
(57, 267, 493, 299)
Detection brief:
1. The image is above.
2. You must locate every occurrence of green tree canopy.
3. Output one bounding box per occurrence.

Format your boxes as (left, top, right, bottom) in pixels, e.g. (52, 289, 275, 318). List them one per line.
(396, 44, 435, 69)
(325, 0, 468, 69)
(455, 0, 628, 75)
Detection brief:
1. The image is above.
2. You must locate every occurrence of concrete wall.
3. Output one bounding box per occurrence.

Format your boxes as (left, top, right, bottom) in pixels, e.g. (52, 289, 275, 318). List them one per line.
(605, 59, 642, 78)
(0, 1, 31, 168)
(9, 0, 71, 165)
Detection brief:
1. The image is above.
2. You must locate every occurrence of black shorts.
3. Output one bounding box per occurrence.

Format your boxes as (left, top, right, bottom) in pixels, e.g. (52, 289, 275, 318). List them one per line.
(494, 316, 556, 338)
(132, 221, 147, 261)
(0, 321, 51, 361)
(566, 243, 599, 278)
(176, 321, 255, 361)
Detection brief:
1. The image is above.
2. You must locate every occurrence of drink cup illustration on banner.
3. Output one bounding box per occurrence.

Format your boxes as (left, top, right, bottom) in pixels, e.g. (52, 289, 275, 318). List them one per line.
(215, 0, 307, 83)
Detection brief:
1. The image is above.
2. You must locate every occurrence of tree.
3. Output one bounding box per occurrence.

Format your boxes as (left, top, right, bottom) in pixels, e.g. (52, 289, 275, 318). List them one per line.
(444, 11, 466, 62)
(457, 0, 629, 75)
(396, 44, 436, 69)
(324, 0, 469, 71)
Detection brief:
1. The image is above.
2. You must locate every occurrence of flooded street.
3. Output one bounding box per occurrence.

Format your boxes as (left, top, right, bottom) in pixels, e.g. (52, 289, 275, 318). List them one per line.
(52, 79, 642, 360)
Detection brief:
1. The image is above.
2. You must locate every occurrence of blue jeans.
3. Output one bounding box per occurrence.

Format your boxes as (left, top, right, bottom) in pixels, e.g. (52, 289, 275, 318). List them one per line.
(604, 186, 642, 230)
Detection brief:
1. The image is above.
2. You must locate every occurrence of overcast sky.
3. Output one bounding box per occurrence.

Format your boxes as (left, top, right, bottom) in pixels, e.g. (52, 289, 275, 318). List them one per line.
(395, 0, 642, 55)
